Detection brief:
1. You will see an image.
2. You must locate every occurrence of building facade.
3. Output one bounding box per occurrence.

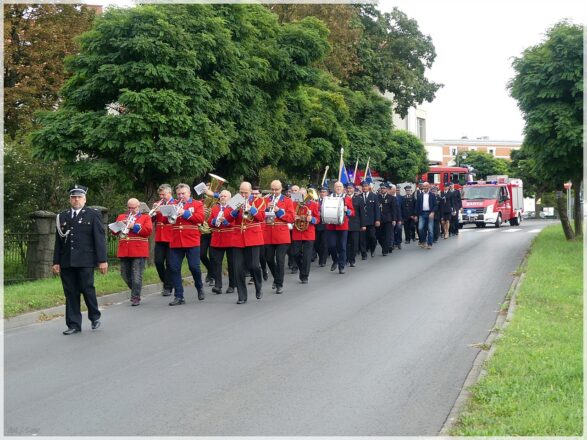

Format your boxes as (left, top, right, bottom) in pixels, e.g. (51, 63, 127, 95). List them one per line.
(430, 137, 522, 166)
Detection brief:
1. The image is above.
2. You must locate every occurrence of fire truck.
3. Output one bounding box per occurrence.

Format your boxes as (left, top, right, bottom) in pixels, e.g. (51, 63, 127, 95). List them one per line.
(459, 175, 524, 228)
(419, 166, 470, 192)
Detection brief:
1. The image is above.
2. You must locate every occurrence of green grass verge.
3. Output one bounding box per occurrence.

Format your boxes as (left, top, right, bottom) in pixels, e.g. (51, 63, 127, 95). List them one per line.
(3, 260, 219, 319)
(451, 224, 583, 436)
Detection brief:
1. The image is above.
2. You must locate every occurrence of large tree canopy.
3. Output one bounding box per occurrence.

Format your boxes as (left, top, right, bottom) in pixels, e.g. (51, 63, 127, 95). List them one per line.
(508, 20, 583, 238)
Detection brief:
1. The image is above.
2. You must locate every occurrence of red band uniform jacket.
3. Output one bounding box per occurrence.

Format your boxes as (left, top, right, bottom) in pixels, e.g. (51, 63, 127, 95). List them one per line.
(152, 198, 174, 243)
(263, 194, 295, 245)
(208, 203, 234, 248)
(170, 198, 205, 248)
(224, 196, 266, 248)
(292, 200, 320, 241)
(113, 212, 153, 258)
(326, 194, 355, 231)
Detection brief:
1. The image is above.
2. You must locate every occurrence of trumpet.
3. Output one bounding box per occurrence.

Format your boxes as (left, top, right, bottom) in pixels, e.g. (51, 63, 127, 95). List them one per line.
(265, 195, 278, 224)
(168, 198, 184, 224)
(243, 197, 254, 221)
(214, 206, 225, 226)
(148, 198, 165, 216)
(120, 211, 136, 239)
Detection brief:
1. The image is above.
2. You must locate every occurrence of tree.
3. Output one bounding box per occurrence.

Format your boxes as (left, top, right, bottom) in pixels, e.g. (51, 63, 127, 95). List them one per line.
(508, 21, 583, 239)
(32, 5, 331, 200)
(4, 4, 97, 137)
(378, 130, 429, 183)
(457, 150, 510, 180)
(350, 6, 442, 117)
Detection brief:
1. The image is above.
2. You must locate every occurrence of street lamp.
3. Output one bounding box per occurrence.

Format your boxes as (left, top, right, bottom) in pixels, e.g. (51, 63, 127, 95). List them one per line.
(456, 152, 467, 167)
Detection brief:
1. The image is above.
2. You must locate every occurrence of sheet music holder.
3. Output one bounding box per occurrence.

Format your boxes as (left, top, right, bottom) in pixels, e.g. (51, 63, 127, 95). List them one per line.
(228, 194, 246, 210)
(291, 193, 304, 203)
(193, 182, 207, 195)
(108, 221, 127, 233)
(159, 205, 178, 218)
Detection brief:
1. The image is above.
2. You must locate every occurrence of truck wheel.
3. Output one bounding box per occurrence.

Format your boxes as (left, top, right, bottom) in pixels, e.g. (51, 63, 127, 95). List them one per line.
(494, 214, 502, 228)
(510, 214, 521, 226)
(476, 223, 483, 228)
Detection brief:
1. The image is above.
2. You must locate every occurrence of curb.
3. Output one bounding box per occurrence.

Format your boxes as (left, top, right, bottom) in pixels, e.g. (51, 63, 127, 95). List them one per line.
(438, 255, 527, 435)
(3, 276, 195, 331)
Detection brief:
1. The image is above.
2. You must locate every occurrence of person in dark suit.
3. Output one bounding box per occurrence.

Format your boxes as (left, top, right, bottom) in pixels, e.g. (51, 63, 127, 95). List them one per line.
(415, 182, 437, 249)
(359, 180, 381, 259)
(431, 186, 442, 242)
(440, 184, 455, 239)
(346, 184, 365, 267)
(447, 182, 462, 235)
(401, 185, 417, 243)
(389, 184, 403, 249)
(53, 185, 108, 335)
(378, 183, 397, 256)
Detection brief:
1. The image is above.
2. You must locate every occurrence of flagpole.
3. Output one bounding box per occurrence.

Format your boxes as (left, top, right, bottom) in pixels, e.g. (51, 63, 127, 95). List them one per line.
(338, 148, 344, 181)
(364, 156, 371, 177)
(320, 165, 329, 186)
(353, 158, 359, 184)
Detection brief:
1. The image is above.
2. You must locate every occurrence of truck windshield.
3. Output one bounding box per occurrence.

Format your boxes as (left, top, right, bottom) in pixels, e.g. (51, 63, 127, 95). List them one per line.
(463, 186, 500, 200)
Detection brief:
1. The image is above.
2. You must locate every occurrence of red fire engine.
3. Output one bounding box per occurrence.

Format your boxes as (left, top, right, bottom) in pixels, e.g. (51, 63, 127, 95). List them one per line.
(459, 175, 524, 228)
(419, 166, 469, 192)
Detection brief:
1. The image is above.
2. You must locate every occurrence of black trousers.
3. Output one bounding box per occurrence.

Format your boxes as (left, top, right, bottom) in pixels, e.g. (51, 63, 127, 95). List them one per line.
(291, 240, 314, 281)
(314, 229, 328, 265)
(347, 230, 360, 263)
(403, 218, 416, 242)
(360, 225, 377, 255)
(394, 222, 403, 246)
(232, 245, 262, 302)
(327, 229, 348, 270)
(60, 267, 101, 330)
(450, 213, 459, 234)
(265, 243, 289, 288)
(377, 222, 394, 254)
(210, 246, 236, 289)
(434, 217, 441, 241)
(154, 241, 173, 291)
(200, 233, 213, 279)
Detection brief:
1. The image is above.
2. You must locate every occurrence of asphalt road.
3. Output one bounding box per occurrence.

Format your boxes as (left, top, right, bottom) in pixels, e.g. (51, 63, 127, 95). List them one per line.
(4, 219, 552, 436)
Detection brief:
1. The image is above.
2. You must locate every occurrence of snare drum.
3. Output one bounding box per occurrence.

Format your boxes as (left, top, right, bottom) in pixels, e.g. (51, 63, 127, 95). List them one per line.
(321, 196, 345, 225)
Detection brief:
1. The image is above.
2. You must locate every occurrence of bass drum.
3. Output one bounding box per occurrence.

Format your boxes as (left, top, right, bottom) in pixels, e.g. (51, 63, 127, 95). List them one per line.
(321, 196, 345, 225)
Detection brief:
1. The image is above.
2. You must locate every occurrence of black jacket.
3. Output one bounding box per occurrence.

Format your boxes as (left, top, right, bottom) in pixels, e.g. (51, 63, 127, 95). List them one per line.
(379, 193, 398, 223)
(348, 194, 366, 231)
(401, 194, 416, 219)
(360, 191, 381, 225)
(53, 207, 107, 268)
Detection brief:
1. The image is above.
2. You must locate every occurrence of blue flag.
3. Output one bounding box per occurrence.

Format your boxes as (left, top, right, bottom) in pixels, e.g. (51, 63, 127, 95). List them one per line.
(365, 167, 373, 184)
(340, 162, 350, 185)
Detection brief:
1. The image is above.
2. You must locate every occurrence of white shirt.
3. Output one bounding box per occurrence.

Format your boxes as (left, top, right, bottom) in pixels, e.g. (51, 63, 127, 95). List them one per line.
(422, 192, 430, 211)
(71, 209, 81, 218)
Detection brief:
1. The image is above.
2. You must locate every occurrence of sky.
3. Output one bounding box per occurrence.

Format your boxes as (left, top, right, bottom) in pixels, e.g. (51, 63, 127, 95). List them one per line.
(95, 0, 585, 142)
(378, 0, 585, 142)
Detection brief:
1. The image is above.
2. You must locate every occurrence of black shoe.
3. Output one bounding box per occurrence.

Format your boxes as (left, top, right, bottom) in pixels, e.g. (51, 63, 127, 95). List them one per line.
(169, 297, 185, 306)
(226, 287, 235, 294)
(63, 328, 81, 335)
(361, 254, 367, 260)
(161, 289, 172, 297)
(319, 263, 325, 267)
(350, 262, 355, 267)
(382, 253, 387, 256)
(212, 287, 222, 294)
(405, 240, 410, 244)
(397, 244, 402, 250)
(272, 282, 276, 289)
(370, 251, 375, 258)
(275, 286, 283, 294)
(330, 262, 337, 271)
(300, 279, 308, 284)
(263, 272, 269, 281)
(91, 320, 100, 330)
(198, 289, 205, 301)
(339, 268, 345, 274)
(247, 278, 254, 285)
(291, 268, 298, 274)
(236, 299, 247, 304)
(256, 290, 263, 299)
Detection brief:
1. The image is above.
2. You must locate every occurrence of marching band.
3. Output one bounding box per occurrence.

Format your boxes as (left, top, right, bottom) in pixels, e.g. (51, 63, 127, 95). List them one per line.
(104, 175, 462, 307)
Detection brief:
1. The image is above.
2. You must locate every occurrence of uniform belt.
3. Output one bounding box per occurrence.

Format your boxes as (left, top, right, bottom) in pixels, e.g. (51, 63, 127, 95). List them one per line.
(213, 227, 238, 233)
(266, 222, 290, 227)
(121, 236, 148, 242)
(172, 225, 200, 230)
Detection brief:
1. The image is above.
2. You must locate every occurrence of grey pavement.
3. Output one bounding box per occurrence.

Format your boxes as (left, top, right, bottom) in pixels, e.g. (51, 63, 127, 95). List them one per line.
(3, 219, 552, 436)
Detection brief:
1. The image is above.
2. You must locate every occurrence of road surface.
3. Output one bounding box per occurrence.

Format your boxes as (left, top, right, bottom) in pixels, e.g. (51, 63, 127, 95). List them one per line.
(4, 219, 552, 436)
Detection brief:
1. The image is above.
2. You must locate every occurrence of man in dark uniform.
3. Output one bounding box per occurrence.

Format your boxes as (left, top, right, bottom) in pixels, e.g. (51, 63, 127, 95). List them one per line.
(447, 182, 462, 235)
(346, 183, 365, 267)
(53, 185, 108, 335)
(378, 183, 397, 256)
(359, 180, 380, 259)
(402, 185, 417, 244)
(389, 184, 403, 250)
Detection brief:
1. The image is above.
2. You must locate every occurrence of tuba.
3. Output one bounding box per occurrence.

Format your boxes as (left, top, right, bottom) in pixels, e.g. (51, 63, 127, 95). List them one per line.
(199, 173, 228, 234)
(294, 188, 319, 232)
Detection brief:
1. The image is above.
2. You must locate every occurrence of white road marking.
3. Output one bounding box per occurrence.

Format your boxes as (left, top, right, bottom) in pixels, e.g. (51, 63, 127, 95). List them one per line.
(527, 229, 542, 233)
(502, 229, 522, 233)
(478, 229, 496, 232)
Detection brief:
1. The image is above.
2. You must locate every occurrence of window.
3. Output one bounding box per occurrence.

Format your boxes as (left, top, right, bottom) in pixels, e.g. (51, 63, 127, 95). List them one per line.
(417, 117, 426, 141)
(488, 147, 496, 156)
(469, 146, 477, 151)
(450, 147, 458, 156)
(427, 173, 441, 184)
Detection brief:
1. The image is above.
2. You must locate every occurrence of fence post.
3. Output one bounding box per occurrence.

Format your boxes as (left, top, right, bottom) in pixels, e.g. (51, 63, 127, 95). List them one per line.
(26, 211, 56, 280)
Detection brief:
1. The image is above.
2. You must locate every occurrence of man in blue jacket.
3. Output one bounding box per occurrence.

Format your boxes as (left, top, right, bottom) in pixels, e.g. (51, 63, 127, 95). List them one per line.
(415, 182, 437, 249)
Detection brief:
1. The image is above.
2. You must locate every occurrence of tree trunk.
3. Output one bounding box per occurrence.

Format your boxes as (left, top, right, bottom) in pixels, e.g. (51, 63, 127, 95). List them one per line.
(572, 178, 582, 236)
(555, 191, 575, 240)
(535, 191, 542, 219)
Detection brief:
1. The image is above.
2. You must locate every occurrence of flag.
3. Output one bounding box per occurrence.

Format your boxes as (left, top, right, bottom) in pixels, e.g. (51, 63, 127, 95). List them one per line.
(340, 162, 350, 185)
(365, 168, 373, 184)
